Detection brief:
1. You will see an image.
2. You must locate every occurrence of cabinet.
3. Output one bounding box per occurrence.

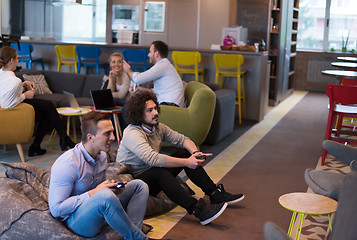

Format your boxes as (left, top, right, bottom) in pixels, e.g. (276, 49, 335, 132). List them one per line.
(268, 0, 299, 105)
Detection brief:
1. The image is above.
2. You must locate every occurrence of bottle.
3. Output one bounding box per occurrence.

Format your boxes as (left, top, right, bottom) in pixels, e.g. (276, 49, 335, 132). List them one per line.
(259, 39, 266, 51)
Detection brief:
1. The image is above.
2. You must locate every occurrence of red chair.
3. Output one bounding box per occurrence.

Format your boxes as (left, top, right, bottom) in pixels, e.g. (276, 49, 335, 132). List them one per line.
(322, 84, 357, 165)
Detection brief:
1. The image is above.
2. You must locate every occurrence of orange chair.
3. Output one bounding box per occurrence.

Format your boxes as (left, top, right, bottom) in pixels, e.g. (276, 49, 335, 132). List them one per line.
(322, 84, 357, 165)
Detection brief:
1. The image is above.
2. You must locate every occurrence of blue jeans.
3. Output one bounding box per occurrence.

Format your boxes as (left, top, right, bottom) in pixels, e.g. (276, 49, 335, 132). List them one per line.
(66, 179, 149, 240)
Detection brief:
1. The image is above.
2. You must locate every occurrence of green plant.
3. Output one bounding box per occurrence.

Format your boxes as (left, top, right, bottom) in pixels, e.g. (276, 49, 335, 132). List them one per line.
(342, 31, 350, 49)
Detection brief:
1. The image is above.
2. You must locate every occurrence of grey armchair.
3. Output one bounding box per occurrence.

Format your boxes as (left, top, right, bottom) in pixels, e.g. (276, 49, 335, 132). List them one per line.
(304, 140, 357, 201)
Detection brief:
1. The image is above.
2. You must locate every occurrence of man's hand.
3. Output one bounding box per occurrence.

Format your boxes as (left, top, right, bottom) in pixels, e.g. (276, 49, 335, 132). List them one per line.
(186, 152, 212, 169)
(123, 60, 132, 73)
(88, 180, 126, 197)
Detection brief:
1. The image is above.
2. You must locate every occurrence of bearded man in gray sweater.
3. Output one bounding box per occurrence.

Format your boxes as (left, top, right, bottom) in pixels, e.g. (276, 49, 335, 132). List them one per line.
(116, 91, 244, 225)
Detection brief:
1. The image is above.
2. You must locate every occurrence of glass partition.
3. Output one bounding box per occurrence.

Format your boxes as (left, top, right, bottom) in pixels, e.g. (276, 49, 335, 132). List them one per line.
(3, 0, 106, 42)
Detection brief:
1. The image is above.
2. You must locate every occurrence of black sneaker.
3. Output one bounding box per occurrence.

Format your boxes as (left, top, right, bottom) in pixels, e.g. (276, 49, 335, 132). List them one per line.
(209, 184, 245, 205)
(193, 198, 228, 225)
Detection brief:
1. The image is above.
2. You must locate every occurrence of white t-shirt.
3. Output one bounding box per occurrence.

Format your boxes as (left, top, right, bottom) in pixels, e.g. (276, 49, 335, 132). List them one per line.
(0, 69, 25, 108)
(132, 58, 185, 107)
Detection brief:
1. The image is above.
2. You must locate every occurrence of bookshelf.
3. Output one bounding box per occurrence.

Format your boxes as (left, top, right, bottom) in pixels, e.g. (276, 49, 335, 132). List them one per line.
(268, 0, 299, 106)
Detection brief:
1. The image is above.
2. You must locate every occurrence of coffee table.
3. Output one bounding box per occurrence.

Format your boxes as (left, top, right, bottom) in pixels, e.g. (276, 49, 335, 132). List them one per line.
(50, 107, 91, 149)
(279, 192, 337, 240)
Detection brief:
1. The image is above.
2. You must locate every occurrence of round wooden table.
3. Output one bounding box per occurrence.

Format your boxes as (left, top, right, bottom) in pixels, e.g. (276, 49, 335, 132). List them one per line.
(279, 192, 337, 240)
(331, 62, 357, 69)
(50, 107, 91, 149)
(337, 56, 357, 62)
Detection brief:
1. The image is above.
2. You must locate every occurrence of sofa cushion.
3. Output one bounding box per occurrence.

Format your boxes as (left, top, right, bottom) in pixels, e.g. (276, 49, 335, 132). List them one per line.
(23, 74, 53, 95)
(81, 74, 104, 98)
(34, 93, 68, 107)
(42, 71, 86, 97)
(76, 97, 94, 107)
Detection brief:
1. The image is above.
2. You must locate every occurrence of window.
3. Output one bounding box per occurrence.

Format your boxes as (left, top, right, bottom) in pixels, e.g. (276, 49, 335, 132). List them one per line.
(21, 0, 106, 42)
(297, 0, 357, 51)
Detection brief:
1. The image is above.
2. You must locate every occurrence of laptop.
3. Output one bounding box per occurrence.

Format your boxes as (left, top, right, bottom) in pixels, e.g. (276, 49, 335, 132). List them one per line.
(90, 89, 121, 112)
(63, 91, 80, 108)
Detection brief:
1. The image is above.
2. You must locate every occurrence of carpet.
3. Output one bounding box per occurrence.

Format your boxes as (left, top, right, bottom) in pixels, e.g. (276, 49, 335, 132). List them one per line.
(152, 91, 330, 240)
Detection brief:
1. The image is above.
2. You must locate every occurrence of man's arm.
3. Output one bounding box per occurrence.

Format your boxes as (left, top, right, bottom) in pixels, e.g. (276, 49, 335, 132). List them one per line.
(49, 162, 89, 218)
(123, 60, 135, 79)
(164, 139, 211, 169)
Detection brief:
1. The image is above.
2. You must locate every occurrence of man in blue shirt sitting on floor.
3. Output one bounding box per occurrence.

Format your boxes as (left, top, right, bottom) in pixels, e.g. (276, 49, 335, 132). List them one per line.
(49, 111, 158, 239)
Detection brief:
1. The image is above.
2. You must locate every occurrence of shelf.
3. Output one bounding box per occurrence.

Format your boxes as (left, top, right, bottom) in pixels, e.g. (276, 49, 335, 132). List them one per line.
(293, 8, 299, 11)
(288, 71, 295, 76)
(291, 30, 298, 34)
(290, 52, 297, 58)
(292, 18, 298, 23)
(270, 76, 277, 79)
(291, 41, 297, 46)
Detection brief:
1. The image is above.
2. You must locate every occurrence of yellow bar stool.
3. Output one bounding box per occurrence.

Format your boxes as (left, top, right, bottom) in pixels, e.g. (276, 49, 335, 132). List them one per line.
(172, 51, 204, 82)
(55, 45, 78, 73)
(214, 53, 246, 124)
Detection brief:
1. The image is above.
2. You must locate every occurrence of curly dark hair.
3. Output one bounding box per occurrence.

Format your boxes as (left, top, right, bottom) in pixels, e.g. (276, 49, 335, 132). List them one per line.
(125, 91, 160, 125)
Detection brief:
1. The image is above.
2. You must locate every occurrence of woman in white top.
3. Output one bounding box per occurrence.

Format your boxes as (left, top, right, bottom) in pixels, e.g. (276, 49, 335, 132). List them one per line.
(0, 46, 75, 156)
(103, 52, 131, 106)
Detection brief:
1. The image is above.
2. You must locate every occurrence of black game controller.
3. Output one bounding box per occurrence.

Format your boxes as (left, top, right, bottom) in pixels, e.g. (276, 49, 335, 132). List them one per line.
(110, 182, 126, 189)
(196, 154, 206, 160)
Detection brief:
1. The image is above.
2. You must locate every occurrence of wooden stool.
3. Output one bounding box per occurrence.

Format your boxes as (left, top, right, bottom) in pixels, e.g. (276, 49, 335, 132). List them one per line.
(279, 192, 337, 240)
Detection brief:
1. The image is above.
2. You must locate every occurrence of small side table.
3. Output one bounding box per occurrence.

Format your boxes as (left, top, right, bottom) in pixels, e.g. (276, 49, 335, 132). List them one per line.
(50, 107, 91, 149)
(279, 192, 337, 240)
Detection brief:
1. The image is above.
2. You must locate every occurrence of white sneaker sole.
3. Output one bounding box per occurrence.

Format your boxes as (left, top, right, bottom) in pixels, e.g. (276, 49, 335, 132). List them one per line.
(200, 202, 228, 225)
(227, 194, 245, 205)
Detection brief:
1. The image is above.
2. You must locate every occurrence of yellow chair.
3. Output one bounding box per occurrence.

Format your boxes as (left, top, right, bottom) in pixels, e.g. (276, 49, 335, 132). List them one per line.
(0, 103, 35, 162)
(172, 51, 204, 82)
(214, 53, 246, 124)
(55, 45, 78, 73)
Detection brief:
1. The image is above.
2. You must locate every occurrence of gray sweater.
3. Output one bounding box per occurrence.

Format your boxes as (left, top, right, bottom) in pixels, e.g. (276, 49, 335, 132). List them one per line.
(116, 123, 188, 176)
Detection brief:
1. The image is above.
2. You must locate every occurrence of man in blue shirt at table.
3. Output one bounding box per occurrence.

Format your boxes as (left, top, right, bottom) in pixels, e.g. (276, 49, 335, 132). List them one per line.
(48, 111, 151, 239)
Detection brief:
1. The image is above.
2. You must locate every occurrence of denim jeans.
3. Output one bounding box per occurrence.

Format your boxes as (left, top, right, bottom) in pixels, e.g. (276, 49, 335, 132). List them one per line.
(66, 179, 149, 240)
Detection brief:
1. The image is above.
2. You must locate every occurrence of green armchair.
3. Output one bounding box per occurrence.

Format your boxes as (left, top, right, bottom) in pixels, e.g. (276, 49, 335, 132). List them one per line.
(159, 81, 216, 145)
(0, 103, 35, 162)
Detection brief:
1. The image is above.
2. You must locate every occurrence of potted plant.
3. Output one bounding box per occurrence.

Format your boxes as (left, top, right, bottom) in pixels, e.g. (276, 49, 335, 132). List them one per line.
(342, 32, 349, 52)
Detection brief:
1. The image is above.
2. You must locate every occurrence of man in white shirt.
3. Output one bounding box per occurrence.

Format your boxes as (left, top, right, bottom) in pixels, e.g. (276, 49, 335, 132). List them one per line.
(123, 41, 185, 107)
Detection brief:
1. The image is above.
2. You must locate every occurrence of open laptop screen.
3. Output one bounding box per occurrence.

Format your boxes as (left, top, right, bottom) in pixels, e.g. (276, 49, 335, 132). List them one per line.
(90, 89, 119, 111)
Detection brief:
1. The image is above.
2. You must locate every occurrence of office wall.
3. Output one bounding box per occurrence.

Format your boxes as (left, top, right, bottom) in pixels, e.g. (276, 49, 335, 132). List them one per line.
(167, 0, 198, 48)
(198, 0, 230, 48)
